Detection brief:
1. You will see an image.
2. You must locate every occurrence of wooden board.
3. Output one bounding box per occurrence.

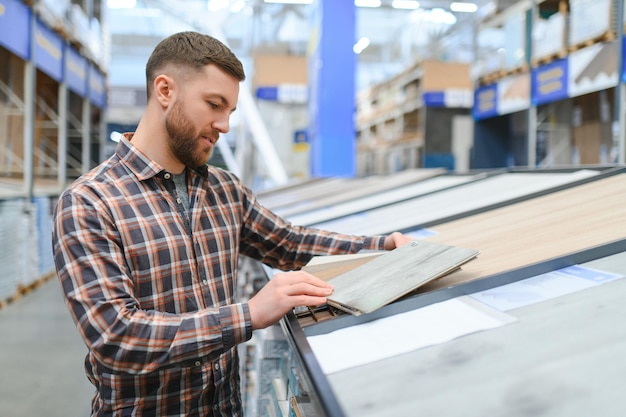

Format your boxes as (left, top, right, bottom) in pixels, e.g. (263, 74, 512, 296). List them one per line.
(313, 170, 599, 235)
(275, 169, 445, 218)
(324, 240, 479, 316)
(419, 173, 626, 292)
(302, 252, 384, 282)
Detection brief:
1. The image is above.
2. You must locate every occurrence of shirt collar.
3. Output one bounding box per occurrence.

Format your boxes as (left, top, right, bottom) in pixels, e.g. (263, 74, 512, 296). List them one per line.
(117, 132, 209, 180)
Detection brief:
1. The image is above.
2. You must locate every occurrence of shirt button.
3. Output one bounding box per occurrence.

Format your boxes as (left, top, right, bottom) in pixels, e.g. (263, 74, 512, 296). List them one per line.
(214, 363, 220, 370)
(202, 279, 208, 286)
(164, 173, 171, 180)
(194, 360, 201, 366)
(176, 197, 182, 204)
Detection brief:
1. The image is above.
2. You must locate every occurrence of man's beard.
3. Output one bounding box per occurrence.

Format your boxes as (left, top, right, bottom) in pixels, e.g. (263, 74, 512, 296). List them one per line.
(165, 99, 216, 168)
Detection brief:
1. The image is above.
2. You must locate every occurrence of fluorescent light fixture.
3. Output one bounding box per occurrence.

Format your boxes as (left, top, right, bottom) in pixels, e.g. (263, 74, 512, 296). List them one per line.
(353, 37, 371, 54)
(450, 2, 478, 12)
(207, 0, 229, 11)
(355, 0, 382, 7)
(231, 0, 246, 13)
(428, 8, 456, 24)
(107, 0, 136, 8)
(264, 0, 313, 4)
(392, 0, 419, 9)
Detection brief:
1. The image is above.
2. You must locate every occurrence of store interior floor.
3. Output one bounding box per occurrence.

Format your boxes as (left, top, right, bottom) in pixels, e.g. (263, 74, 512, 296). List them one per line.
(0, 278, 93, 417)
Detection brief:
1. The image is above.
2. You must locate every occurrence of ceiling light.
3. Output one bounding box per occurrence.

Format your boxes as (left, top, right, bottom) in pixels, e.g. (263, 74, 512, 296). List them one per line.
(427, 8, 457, 24)
(230, 0, 246, 13)
(353, 37, 371, 54)
(392, 0, 419, 9)
(264, 0, 313, 4)
(355, 0, 382, 7)
(207, 0, 229, 11)
(450, 2, 478, 12)
(107, 0, 136, 8)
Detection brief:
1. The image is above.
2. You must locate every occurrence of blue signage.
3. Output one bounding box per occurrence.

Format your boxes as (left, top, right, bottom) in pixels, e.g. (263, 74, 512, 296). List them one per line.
(0, 0, 30, 59)
(89, 65, 106, 108)
(622, 35, 626, 84)
(423, 91, 446, 107)
(65, 46, 87, 97)
(256, 86, 278, 101)
(34, 18, 64, 82)
(532, 58, 569, 106)
(473, 84, 499, 120)
(308, 0, 356, 177)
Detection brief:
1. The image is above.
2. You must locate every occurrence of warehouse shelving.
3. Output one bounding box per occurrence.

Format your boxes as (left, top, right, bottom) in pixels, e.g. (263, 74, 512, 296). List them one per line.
(0, 0, 107, 307)
(472, 0, 626, 169)
(355, 60, 474, 174)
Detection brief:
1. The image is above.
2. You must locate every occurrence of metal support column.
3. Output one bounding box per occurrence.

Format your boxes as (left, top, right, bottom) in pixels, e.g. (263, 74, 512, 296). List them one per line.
(615, 0, 625, 164)
(527, 106, 537, 167)
(23, 10, 36, 201)
(526, 1, 537, 167)
(58, 83, 68, 189)
(82, 98, 91, 174)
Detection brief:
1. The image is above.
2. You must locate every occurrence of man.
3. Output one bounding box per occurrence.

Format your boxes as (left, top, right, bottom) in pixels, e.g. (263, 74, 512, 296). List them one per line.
(52, 31, 411, 416)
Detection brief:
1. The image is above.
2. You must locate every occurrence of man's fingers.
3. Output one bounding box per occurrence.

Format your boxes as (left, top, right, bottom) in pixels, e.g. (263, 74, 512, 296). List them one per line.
(291, 294, 329, 307)
(276, 271, 333, 290)
(284, 281, 333, 297)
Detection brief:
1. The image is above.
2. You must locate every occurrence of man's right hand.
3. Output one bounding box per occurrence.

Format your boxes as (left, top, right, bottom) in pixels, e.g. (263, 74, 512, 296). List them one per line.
(247, 271, 333, 330)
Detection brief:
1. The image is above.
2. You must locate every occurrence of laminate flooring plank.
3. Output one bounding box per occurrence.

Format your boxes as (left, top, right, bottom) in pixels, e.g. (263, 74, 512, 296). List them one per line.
(274, 168, 445, 218)
(313, 170, 600, 235)
(326, 241, 479, 315)
(287, 174, 476, 227)
(257, 177, 348, 210)
(419, 173, 626, 291)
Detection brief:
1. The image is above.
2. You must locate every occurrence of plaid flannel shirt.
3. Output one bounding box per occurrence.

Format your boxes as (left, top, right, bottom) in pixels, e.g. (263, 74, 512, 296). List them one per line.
(52, 135, 385, 417)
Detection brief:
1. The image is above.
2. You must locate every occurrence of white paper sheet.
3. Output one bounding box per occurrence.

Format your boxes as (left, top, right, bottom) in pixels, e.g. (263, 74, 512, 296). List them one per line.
(469, 265, 624, 312)
(307, 297, 516, 375)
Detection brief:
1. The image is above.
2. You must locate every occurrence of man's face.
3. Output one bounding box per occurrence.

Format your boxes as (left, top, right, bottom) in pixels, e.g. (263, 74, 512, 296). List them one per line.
(164, 64, 239, 168)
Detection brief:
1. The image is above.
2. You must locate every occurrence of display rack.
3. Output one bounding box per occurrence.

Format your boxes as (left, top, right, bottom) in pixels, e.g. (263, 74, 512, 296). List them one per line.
(275, 167, 626, 416)
(355, 60, 473, 174)
(309, 166, 617, 236)
(472, 0, 626, 169)
(0, 0, 107, 196)
(0, 0, 107, 309)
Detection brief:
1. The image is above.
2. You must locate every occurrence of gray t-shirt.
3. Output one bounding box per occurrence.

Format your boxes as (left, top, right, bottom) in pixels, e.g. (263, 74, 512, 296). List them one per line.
(172, 170, 190, 214)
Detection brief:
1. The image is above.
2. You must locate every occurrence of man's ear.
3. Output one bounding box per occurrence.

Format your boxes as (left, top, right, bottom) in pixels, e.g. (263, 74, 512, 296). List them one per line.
(153, 74, 175, 108)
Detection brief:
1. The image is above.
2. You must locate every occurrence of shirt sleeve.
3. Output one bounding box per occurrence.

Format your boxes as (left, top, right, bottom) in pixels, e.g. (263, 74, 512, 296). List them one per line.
(237, 183, 387, 270)
(52, 190, 252, 375)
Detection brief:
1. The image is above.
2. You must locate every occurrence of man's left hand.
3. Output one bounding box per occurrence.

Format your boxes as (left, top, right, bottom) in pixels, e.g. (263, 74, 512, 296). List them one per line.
(383, 232, 414, 250)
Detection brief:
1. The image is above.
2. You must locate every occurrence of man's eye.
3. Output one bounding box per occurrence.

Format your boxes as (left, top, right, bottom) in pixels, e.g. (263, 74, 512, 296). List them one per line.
(208, 102, 218, 109)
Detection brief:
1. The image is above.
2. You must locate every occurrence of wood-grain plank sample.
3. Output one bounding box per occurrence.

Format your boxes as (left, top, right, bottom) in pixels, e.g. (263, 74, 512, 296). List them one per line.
(325, 240, 479, 315)
(419, 173, 626, 291)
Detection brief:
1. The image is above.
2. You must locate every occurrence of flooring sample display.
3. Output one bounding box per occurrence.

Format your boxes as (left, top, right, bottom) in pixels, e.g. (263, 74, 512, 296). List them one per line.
(312, 170, 599, 235)
(287, 174, 477, 227)
(326, 252, 626, 417)
(274, 169, 445, 218)
(315, 240, 479, 316)
(419, 173, 626, 291)
(257, 169, 444, 213)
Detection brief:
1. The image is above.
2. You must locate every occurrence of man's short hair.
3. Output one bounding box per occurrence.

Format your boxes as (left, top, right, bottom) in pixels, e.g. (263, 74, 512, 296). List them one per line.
(145, 31, 246, 98)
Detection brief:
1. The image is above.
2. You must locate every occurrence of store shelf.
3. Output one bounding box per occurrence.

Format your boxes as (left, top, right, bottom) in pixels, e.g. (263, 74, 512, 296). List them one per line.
(471, 0, 626, 169)
(356, 60, 473, 174)
(0, 0, 108, 192)
(276, 167, 626, 416)
(0, 0, 106, 311)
